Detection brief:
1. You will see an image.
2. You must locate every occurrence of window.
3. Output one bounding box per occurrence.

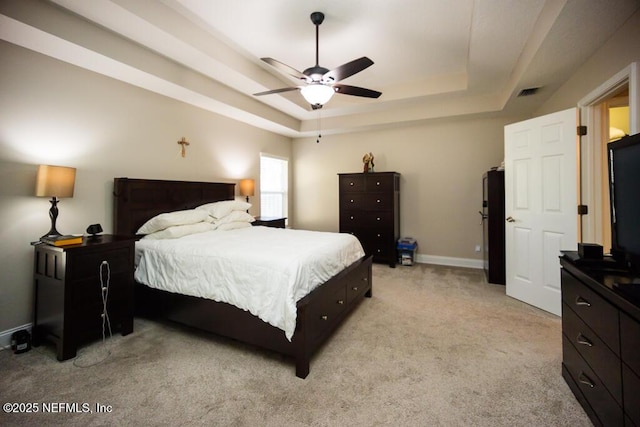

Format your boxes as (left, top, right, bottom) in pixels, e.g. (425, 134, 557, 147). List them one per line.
(260, 153, 288, 220)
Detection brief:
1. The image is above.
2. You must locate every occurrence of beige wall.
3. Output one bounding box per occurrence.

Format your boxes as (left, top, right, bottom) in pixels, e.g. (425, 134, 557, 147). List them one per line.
(0, 41, 292, 332)
(292, 114, 523, 263)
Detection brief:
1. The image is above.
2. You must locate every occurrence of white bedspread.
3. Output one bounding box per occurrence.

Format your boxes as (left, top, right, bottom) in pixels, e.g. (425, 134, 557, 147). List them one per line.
(134, 226, 365, 340)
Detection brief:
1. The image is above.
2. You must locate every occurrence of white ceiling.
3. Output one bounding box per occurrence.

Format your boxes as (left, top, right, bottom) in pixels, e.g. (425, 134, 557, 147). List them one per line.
(2, 0, 639, 137)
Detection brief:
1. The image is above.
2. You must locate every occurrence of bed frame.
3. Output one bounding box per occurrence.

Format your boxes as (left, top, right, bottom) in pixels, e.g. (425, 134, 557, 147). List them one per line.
(113, 177, 372, 378)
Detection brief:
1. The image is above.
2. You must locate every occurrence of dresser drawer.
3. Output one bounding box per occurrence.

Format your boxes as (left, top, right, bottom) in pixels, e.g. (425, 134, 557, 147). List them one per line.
(339, 175, 365, 192)
(340, 229, 393, 260)
(562, 303, 622, 404)
(623, 363, 640, 426)
(340, 211, 393, 227)
(340, 193, 367, 210)
(70, 247, 132, 279)
(364, 241, 393, 259)
(562, 334, 623, 426)
(561, 270, 620, 353)
(364, 211, 393, 226)
(365, 174, 395, 193)
(340, 226, 393, 242)
(340, 193, 393, 210)
(621, 312, 640, 376)
(364, 193, 393, 210)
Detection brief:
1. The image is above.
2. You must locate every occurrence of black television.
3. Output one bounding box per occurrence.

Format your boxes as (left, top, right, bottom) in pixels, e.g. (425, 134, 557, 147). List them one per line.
(608, 132, 640, 274)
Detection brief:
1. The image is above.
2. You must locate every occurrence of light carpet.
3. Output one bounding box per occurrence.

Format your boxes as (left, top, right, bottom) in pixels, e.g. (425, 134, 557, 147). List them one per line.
(0, 263, 591, 426)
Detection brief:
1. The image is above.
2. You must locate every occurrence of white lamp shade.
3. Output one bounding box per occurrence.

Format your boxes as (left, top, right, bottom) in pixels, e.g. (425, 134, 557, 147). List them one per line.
(35, 165, 76, 198)
(300, 84, 335, 106)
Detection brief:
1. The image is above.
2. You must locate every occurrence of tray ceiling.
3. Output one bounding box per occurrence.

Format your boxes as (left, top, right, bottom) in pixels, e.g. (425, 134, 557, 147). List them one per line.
(2, 0, 639, 136)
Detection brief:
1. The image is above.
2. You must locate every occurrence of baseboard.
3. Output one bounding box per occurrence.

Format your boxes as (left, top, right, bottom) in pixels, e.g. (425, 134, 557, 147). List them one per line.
(415, 253, 483, 269)
(0, 323, 32, 351)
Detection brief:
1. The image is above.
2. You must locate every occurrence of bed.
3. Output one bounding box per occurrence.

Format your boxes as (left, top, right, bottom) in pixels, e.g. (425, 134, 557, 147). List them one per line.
(113, 177, 373, 378)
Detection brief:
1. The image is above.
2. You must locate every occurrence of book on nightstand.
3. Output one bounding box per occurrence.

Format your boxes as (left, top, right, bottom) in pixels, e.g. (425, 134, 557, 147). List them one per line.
(40, 234, 83, 246)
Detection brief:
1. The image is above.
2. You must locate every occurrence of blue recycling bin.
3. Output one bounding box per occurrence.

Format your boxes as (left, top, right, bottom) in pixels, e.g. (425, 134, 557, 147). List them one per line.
(397, 237, 417, 266)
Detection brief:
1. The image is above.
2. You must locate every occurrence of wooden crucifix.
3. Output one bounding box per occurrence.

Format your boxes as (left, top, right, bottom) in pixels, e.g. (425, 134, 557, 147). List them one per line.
(177, 137, 190, 157)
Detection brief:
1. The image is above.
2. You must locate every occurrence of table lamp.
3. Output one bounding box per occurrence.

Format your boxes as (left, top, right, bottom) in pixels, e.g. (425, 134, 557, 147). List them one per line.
(239, 179, 255, 204)
(35, 165, 76, 238)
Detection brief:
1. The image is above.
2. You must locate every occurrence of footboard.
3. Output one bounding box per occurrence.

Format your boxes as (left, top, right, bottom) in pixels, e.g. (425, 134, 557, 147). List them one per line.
(293, 255, 373, 378)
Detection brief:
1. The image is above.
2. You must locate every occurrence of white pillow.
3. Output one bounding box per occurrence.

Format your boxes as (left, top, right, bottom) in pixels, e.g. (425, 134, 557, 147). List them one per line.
(215, 221, 252, 231)
(196, 200, 251, 219)
(137, 209, 210, 234)
(142, 222, 216, 240)
(214, 210, 255, 225)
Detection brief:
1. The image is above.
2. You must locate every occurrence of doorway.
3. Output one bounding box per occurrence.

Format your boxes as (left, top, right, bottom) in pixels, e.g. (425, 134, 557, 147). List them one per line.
(579, 62, 639, 249)
(601, 88, 630, 253)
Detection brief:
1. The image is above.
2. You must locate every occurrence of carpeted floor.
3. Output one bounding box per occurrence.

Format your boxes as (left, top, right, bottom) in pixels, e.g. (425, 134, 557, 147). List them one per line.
(0, 263, 592, 426)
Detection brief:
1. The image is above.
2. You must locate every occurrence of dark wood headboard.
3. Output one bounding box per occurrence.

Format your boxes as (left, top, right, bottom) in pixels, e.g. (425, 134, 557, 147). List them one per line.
(113, 178, 235, 235)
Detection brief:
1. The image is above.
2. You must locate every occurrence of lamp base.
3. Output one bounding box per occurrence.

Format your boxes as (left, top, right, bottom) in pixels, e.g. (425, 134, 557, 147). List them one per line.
(41, 231, 63, 240)
(41, 197, 63, 239)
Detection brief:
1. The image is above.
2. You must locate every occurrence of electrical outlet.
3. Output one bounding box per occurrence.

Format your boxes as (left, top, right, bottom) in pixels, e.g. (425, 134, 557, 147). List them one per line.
(475, 244, 481, 252)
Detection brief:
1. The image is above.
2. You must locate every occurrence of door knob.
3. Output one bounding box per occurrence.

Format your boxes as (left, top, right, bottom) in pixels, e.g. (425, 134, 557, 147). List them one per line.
(506, 216, 516, 223)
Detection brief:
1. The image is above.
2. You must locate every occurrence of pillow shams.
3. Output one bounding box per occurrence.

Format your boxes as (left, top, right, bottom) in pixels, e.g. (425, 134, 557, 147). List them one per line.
(196, 200, 251, 219)
(137, 209, 210, 235)
(142, 222, 216, 239)
(214, 210, 255, 225)
(215, 221, 252, 231)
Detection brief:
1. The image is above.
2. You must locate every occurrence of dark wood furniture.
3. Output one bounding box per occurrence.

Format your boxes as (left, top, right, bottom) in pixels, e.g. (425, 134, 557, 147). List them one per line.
(32, 235, 135, 360)
(482, 169, 505, 284)
(339, 172, 400, 267)
(560, 254, 640, 426)
(113, 178, 372, 379)
(253, 216, 286, 228)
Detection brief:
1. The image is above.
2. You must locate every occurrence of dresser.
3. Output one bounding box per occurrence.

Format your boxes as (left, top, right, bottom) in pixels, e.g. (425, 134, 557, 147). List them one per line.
(339, 172, 400, 267)
(560, 255, 640, 426)
(482, 170, 505, 284)
(32, 235, 135, 360)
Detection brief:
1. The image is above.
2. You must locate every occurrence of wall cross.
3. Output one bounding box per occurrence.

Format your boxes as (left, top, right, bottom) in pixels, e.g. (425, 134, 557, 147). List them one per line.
(177, 137, 190, 157)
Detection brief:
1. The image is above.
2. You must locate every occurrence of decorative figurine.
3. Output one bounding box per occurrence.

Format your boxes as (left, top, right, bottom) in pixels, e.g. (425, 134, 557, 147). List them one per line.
(362, 152, 375, 173)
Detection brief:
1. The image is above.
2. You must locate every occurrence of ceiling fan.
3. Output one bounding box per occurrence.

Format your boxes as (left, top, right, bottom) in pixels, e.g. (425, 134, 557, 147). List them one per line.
(253, 11, 382, 109)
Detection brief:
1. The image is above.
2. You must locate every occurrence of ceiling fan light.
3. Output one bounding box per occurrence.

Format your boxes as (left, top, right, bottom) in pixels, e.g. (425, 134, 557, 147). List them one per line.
(301, 84, 335, 106)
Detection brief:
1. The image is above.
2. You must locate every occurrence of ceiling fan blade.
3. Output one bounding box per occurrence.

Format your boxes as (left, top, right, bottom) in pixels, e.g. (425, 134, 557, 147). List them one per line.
(333, 84, 381, 99)
(323, 57, 374, 82)
(261, 58, 308, 81)
(253, 86, 300, 96)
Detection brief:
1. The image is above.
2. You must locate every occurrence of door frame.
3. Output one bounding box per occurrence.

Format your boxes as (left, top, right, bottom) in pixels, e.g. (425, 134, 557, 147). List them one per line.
(578, 62, 640, 244)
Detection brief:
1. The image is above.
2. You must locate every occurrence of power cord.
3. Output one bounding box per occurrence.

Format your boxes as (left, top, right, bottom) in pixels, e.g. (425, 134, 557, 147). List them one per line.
(73, 260, 113, 368)
(100, 260, 113, 340)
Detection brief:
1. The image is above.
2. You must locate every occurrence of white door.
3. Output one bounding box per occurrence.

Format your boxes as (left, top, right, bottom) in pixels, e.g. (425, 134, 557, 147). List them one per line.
(504, 108, 578, 316)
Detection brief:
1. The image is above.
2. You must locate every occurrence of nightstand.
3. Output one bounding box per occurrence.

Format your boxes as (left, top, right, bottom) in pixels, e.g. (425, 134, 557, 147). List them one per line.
(32, 235, 135, 360)
(252, 216, 286, 228)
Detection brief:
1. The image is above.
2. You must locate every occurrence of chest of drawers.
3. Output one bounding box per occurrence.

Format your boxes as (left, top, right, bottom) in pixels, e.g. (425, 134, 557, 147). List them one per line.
(560, 256, 640, 426)
(32, 235, 135, 360)
(339, 172, 400, 267)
